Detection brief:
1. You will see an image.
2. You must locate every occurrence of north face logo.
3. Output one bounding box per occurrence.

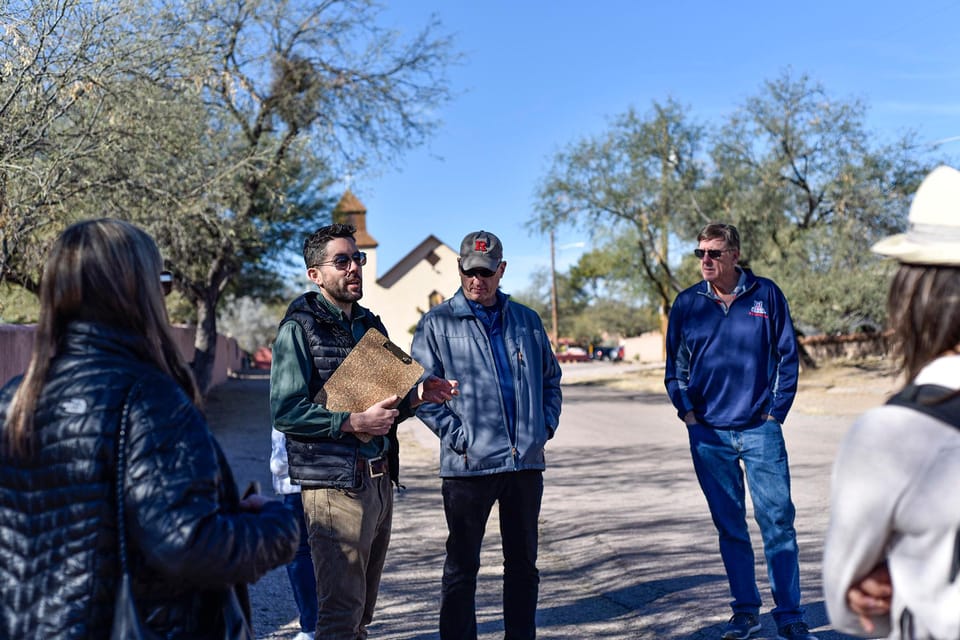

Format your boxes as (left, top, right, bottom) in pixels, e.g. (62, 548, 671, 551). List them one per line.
(474, 240, 488, 252)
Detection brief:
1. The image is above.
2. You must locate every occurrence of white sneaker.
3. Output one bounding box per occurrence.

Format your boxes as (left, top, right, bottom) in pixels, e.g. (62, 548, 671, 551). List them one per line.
(293, 632, 315, 640)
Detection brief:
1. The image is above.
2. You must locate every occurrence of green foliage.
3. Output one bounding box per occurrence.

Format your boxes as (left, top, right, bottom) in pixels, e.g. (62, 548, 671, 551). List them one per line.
(749, 225, 896, 334)
(532, 98, 706, 334)
(0, 0, 456, 390)
(706, 69, 934, 334)
(776, 259, 894, 336)
(531, 70, 945, 340)
(509, 268, 551, 318)
(0, 283, 39, 324)
(511, 263, 656, 348)
(163, 290, 196, 326)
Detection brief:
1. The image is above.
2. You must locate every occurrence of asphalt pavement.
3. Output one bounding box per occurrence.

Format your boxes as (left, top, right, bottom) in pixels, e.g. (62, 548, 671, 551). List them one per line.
(206, 364, 867, 640)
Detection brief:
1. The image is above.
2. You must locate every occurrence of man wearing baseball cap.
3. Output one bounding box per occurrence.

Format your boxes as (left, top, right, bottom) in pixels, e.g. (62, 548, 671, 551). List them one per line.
(412, 230, 563, 640)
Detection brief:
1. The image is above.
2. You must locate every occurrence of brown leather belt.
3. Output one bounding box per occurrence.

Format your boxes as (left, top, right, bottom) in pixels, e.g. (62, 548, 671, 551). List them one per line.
(358, 456, 388, 479)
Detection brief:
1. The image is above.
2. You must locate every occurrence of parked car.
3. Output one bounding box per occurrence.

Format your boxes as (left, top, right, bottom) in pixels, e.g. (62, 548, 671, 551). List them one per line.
(554, 344, 591, 363)
(592, 345, 625, 362)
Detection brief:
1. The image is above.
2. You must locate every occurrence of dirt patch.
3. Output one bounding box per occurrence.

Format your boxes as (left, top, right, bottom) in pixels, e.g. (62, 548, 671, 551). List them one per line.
(573, 357, 902, 417)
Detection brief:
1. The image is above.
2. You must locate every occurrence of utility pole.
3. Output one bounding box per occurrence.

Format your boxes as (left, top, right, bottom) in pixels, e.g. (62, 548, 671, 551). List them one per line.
(550, 229, 559, 349)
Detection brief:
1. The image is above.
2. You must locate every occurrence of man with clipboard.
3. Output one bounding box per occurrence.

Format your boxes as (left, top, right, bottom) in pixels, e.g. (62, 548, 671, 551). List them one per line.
(270, 223, 456, 640)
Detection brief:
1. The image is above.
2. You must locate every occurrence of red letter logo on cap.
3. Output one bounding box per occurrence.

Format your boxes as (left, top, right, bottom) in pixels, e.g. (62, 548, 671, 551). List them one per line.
(474, 240, 487, 252)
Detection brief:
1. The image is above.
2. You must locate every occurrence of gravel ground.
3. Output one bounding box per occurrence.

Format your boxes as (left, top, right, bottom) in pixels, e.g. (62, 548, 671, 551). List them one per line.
(205, 372, 447, 639)
(205, 362, 895, 640)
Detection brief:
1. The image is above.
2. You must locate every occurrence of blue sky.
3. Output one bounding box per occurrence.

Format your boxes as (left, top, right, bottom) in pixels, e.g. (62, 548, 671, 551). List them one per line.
(345, 1, 960, 295)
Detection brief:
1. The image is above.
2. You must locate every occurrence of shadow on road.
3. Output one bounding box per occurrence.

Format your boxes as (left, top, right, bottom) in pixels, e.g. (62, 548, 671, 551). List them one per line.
(207, 375, 857, 639)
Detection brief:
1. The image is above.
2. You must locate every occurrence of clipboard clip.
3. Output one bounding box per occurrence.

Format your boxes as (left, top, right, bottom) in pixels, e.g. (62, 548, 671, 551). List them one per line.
(382, 340, 413, 364)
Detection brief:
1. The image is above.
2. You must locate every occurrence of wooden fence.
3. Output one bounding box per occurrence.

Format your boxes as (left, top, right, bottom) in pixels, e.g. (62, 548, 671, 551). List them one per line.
(799, 330, 891, 362)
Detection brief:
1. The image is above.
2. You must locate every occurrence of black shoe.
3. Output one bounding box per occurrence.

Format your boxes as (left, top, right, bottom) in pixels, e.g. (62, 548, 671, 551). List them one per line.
(777, 621, 818, 640)
(721, 613, 761, 640)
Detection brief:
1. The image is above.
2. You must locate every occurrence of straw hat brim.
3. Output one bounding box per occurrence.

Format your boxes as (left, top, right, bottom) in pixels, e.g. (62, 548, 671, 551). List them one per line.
(871, 233, 960, 266)
(870, 165, 960, 266)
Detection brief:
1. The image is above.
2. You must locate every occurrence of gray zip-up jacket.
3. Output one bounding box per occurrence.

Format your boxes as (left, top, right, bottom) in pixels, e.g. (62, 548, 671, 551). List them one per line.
(411, 289, 562, 477)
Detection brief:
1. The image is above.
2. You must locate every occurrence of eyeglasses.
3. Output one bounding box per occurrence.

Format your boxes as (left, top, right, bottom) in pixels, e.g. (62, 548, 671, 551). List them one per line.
(693, 248, 733, 260)
(460, 266, 497, 278)
(313, 252, 367, 270)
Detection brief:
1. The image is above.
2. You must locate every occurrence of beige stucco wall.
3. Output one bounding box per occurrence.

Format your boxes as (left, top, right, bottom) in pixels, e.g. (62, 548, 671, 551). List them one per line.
(0, 323, 243, 389)
(622, 331, 666, 363)
(362, 244, 461, 351)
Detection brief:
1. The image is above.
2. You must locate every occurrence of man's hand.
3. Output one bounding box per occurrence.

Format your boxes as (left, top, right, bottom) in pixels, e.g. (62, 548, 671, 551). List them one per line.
(411, 375, 459, 408)
(846, 562, 891, 633)
(239, 493, 271, 512)
(343, 396, 401, 439)
(683, 411, 697, 425)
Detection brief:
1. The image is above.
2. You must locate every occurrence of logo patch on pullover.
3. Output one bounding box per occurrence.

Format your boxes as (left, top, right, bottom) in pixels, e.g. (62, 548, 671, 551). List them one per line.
(748, 300, 768, 318)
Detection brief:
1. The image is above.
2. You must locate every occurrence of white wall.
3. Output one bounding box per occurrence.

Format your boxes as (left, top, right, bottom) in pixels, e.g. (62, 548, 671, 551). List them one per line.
(622, 331, 665, 363)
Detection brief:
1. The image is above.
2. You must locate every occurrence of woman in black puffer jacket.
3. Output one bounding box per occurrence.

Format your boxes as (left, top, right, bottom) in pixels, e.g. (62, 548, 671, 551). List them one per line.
(0, 219, 299, 639)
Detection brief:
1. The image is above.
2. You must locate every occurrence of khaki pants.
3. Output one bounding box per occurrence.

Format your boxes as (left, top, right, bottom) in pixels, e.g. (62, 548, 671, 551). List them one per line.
(302, 471, 393, 640)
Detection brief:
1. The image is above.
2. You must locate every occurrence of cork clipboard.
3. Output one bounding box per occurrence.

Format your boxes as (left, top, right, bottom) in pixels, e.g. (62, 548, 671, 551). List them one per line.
(316, 328, 425, 442)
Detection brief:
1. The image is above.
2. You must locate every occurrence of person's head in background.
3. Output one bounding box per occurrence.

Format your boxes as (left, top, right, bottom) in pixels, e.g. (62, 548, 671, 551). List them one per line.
(872, 165, 960, 382)
(5, 218, 200, 455)
(160, 270, 173, 297)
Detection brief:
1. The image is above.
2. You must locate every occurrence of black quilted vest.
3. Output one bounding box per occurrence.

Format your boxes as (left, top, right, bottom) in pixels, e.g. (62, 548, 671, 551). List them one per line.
(279, 292, 401, 487)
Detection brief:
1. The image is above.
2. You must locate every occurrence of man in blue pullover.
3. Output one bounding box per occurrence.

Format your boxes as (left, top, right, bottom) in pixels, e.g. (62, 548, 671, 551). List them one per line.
(664, 223, 816, 640)
(412, 230, 562, 640)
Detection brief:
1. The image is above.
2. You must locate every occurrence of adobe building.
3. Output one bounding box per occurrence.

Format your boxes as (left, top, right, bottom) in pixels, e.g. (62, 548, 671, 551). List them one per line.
(332, 191, 460, 350)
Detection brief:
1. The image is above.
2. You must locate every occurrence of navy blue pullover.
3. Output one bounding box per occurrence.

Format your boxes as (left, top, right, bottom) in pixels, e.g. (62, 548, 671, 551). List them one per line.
(664, 268, 799, 428)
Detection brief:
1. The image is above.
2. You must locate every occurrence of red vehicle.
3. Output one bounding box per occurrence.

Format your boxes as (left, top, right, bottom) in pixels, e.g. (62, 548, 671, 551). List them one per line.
(554, 344, 591, 363)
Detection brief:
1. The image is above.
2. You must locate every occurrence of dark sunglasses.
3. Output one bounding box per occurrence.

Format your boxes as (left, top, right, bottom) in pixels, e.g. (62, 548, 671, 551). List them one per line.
(314, 252, 367, 270)
(460, 266, 496, 278)
(693, 248, 732, 260)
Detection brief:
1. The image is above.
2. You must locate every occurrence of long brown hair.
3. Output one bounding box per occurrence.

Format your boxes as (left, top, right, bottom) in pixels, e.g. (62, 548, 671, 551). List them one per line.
(4, 219, 201, 456)
(886, 263, 960, 383)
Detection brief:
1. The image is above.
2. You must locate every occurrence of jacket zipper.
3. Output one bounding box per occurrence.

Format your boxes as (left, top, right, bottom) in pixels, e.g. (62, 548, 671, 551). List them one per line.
(512, 348, 524, 467)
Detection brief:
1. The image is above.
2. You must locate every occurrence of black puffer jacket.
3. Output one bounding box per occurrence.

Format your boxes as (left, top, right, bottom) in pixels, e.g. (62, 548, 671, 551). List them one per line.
(0, 322, 298, 639)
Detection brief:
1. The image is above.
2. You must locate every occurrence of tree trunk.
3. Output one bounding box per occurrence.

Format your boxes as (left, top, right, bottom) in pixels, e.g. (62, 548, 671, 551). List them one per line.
(659, 305, 669, 361)
(798, 339, 817, 372)
(191, 293, 219, 394)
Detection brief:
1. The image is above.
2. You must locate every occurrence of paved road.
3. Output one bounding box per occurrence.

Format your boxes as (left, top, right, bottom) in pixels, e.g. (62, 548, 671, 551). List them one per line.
(207, 368, 865, 640)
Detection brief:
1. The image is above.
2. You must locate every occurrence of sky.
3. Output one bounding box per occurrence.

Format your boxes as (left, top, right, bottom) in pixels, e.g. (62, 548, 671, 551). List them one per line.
(343, 0, 960, 295)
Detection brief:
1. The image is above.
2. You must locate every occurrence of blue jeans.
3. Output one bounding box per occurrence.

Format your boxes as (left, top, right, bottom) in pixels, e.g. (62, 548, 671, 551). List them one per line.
(283, 493, 318, 633)
(440, 471, 543, 640)
(687, 420, 804, 627)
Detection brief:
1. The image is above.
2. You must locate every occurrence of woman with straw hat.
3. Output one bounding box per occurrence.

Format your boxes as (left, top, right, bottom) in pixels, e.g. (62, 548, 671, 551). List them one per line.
(824, 165, 960, 639)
